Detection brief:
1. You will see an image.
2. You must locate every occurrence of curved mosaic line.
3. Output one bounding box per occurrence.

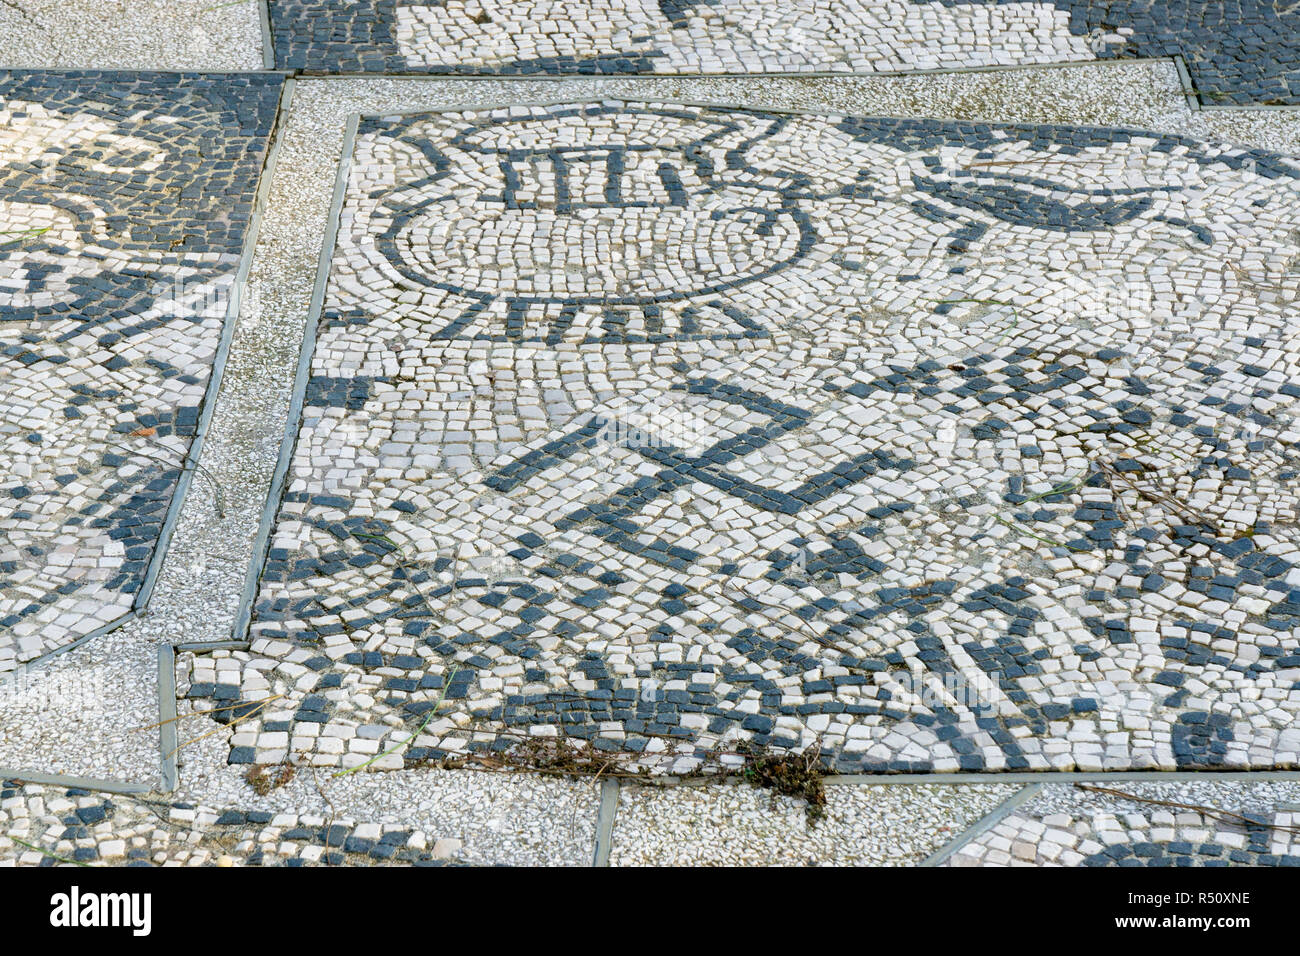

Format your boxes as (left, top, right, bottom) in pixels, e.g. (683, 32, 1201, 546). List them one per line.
(373, 106, 818, 312)
(0, 72, 282, 671)
(192, 102, 1300, 776)
(945, 787, 1300, 866)
(268, 0, 1300, 104)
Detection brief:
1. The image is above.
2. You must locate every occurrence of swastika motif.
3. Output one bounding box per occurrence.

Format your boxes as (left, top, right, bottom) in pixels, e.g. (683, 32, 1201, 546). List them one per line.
(190, 103, 1300, 775)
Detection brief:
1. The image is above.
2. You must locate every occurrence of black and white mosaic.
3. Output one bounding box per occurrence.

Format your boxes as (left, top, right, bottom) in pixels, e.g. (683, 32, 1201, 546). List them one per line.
(267, 1, 1300, 104)
(187, 102, 1300, 775)
(946, 784, 1300, 866)
(269, 0, 1093, 74)
(972, 0, 1300, 106)
(0, 779, 462, 866)
(0, 72, 282, 670)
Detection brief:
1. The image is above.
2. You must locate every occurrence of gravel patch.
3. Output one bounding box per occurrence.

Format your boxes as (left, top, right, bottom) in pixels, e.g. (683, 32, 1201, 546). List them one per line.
(0, 0, 264, 71)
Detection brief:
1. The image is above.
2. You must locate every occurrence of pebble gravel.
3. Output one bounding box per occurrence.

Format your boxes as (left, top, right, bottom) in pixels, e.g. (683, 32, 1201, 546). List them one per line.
(609, 780, 1020, 865)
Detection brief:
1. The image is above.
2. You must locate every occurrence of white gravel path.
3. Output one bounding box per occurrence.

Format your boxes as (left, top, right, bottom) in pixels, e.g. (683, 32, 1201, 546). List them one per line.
(608, 781, 1021, 865)
(0, 0, 264, 71)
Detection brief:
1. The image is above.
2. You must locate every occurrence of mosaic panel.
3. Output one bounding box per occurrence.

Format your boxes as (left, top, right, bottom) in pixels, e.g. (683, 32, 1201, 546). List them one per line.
(267, 1, 1300, 104)
(189, 102, 1300, 775)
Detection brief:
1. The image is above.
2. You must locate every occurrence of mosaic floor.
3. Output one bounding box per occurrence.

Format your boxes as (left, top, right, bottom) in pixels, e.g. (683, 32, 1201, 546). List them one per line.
(3, 6, 1300, 868)
(267, 1, 1300, 105)
(187, 102, 1300, 775)
(942, 780, 1300, 866)
(0, 778, 462, 866)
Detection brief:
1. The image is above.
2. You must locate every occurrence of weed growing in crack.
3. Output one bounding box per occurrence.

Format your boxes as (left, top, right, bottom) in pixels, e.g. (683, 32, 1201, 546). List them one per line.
(739, 743, 828, 826)
(245, 762, 295, 797)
